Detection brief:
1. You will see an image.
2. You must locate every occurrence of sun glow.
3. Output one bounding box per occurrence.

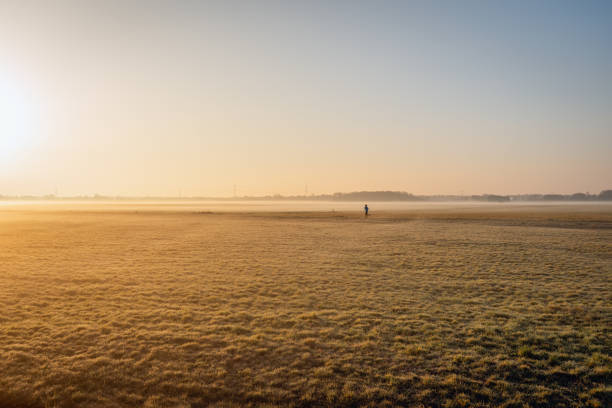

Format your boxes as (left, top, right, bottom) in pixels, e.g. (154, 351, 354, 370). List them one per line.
(0, 75, 39, 163)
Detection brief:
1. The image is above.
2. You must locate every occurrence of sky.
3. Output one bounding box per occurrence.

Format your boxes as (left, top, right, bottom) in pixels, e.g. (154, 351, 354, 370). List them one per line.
(0, 0, 611, 197)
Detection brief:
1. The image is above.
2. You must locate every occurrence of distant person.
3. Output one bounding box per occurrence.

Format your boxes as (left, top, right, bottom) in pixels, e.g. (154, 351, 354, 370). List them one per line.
(364, 203, 369, 216)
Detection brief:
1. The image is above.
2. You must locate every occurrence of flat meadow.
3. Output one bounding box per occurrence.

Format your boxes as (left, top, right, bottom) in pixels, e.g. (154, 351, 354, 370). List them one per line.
(0, 202, 610, 407)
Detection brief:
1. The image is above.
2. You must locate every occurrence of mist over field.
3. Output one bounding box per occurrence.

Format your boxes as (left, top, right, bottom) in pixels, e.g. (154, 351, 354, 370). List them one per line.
(1, 203, 610, 407)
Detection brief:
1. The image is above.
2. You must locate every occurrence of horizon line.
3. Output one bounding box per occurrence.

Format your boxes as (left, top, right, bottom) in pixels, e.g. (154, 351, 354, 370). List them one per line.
(1, 189, 611, 202)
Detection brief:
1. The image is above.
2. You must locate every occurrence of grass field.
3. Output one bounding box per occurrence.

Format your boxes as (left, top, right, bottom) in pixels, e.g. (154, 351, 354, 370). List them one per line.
(0, 204, 610, 407)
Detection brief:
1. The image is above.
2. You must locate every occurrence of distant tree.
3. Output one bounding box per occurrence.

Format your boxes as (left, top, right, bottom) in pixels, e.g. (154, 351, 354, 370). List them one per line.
(542, 194, 565, 201)
(485, 194, 510, 202)
(330, 191, 421, 201)
(471, 194, 510, 202)
(599, 190, 612, 200)
(570, 193, 588, 201)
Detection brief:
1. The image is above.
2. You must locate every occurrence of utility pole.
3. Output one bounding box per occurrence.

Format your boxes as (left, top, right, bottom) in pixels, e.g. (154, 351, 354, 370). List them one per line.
(305, 183, 308, 197)
(233, 184, 237, 198)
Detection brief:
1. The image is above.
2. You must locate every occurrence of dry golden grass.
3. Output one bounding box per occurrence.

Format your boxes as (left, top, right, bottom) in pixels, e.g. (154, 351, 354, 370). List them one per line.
(0, 204, 610, 407)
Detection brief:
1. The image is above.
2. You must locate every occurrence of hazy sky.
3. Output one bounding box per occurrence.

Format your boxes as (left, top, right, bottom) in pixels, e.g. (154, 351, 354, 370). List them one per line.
(1, 0, 610, 196)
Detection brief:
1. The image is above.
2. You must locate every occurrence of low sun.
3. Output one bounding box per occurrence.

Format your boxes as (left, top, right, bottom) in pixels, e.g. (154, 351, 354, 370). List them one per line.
(0, 76, 38, 161)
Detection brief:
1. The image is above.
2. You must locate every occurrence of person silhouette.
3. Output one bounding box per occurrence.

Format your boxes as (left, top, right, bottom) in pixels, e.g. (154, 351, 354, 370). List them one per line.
(364, 204, 369, 216)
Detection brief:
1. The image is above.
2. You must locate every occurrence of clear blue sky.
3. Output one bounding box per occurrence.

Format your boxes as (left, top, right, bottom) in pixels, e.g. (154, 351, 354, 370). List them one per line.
(1, 0, 610, 196)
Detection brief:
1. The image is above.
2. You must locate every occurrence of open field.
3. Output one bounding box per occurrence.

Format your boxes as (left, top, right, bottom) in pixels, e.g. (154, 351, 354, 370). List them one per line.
(0, 203, 611, 407)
